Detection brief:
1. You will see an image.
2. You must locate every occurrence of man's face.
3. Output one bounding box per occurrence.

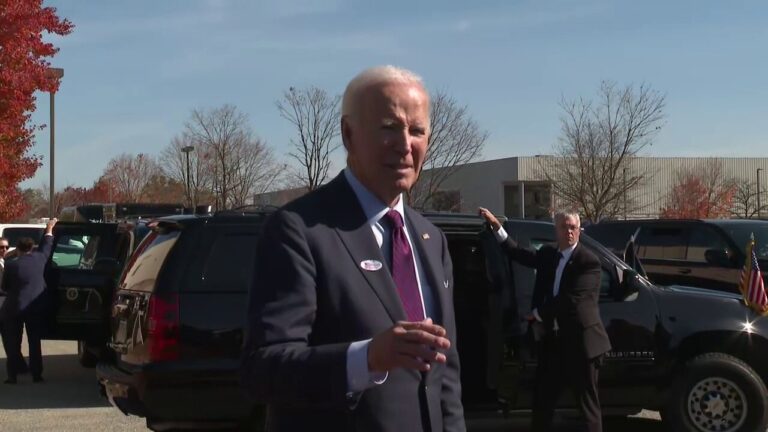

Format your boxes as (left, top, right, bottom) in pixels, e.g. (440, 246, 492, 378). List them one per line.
(0, 240, 8, 258)
(555, 215, 580, 249)
(343, 81, 430, 205)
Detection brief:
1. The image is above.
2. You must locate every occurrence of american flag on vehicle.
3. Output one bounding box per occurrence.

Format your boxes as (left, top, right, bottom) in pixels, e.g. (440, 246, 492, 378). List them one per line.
(739, 235, 768, 316)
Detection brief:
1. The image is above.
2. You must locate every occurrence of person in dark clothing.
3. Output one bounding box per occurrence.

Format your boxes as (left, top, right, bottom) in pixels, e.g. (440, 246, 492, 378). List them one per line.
(0, 237, 30, 377)
(1, 218, 57, 384)
(479, 208, 611, 432)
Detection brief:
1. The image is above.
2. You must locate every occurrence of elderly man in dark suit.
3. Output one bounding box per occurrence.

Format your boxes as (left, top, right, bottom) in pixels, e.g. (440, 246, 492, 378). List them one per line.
(1, 218, 57, 384)
(479, 208, 611, 432)
(242, 66, 465, 431)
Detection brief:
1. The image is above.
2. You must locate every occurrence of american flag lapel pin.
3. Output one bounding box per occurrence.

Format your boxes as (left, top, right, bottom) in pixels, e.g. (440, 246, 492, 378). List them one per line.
(422, 233, 430, 240)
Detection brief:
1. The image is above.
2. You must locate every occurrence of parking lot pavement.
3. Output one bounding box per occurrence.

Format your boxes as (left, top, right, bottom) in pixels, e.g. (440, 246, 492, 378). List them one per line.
(0, 338, 145, 432)
(0, 337, 662, 432)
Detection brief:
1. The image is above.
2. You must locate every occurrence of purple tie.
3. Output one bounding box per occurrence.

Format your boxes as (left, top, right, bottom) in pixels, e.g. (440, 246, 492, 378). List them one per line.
(384, 210, 425, 322)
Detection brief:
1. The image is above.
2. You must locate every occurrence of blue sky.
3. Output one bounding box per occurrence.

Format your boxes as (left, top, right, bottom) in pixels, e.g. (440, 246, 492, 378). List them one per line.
(25, 0, 768, 189)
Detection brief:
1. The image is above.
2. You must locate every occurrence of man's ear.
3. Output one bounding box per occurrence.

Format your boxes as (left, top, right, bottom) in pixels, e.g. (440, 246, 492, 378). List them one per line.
(340, 116, 352, 152)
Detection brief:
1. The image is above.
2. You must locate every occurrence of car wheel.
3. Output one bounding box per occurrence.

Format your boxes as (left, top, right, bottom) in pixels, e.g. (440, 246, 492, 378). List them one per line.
(663, 352, 768, 432)
(77, 340, 98, 368)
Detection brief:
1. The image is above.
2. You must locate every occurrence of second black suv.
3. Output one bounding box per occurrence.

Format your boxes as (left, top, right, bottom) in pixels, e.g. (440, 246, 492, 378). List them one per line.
(585, 219, 768, 293)
(97, 212, 768, 432)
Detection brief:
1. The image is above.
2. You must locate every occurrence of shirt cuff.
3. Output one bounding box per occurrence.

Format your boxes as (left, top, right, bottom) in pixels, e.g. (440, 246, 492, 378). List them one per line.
(532, 308, 543, 322)
(494, 226, 509, 243)
(44, 233, 53, 237)
(346, 339, 388, 394)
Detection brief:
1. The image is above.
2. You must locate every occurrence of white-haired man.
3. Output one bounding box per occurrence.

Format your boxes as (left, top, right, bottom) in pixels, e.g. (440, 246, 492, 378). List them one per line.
(242, 66, 465, 431)
(479, 208, 611, 432)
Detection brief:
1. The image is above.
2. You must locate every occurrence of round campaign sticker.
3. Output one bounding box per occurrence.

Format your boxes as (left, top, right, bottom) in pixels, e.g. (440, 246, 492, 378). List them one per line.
(66, 287, 79, 301)
(360, 260, 383, 272)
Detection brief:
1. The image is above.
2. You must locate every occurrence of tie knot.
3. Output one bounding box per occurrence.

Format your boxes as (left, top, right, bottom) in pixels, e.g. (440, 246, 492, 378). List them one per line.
(384, 209, 404, 229)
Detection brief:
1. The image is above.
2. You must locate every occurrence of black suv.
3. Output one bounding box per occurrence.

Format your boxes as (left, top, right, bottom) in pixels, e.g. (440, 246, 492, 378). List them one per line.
(585, 219, 768, 293)
(97, 212, 768, 432)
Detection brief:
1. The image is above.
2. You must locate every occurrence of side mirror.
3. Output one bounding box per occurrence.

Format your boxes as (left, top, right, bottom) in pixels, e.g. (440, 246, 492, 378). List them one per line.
(704, 249, 731, 267)
(617, 268, 641, 301)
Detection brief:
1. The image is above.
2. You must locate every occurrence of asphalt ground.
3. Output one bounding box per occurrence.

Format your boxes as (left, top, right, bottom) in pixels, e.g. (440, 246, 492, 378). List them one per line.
(0, 337, 663, 432)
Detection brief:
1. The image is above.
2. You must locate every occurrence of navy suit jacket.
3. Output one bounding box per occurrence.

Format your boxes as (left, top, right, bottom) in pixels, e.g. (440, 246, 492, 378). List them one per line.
(241, 172, 465, 432)
(0, 235, 54, 320)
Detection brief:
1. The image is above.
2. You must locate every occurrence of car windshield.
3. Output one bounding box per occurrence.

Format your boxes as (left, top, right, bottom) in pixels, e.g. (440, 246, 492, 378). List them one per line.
(719, 224, 768, 260)
(2, 227, 45, 247)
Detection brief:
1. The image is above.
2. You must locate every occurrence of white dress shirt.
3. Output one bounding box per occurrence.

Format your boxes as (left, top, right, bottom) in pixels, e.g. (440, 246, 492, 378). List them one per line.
(493, 226, 577, 328)
(343, 168, 436, 394)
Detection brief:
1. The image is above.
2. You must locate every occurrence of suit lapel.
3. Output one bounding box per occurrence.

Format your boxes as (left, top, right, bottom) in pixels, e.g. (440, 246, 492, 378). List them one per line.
(330, 175, 408, 323)
(404, 207, 446, 324)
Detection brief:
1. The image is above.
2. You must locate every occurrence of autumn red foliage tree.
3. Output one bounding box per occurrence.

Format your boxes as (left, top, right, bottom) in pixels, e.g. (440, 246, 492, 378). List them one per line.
(660, 160, 736, 219)
(0, 0, 73, 221)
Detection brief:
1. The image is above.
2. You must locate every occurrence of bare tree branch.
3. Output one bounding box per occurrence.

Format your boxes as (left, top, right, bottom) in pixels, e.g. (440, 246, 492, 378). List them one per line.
(276, 86, 341, 191)
(538, 81, 666, 222)
(409, 90, 487, 210)
(174, 105, 281, 210)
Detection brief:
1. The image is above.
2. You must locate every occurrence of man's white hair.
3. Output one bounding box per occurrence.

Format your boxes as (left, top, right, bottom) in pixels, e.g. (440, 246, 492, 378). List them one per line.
(341, 65, 426, 117)
(554, 210, 581, 226)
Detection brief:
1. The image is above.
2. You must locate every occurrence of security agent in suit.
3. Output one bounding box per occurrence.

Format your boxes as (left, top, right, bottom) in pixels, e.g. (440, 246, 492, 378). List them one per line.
(1, 218, 57, 384)
(479, 208, 611, 432)
(0, 237, 30, 377)
(241, 66, 465, 432)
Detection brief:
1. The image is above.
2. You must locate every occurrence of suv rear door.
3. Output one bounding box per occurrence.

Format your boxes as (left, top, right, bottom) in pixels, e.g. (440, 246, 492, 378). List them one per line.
(45, 222, 130, 341)
(635, 222, 690, 287)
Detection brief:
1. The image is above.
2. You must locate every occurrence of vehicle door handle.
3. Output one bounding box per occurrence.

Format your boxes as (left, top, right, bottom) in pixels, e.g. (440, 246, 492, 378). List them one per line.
(678, 268, 692, 274)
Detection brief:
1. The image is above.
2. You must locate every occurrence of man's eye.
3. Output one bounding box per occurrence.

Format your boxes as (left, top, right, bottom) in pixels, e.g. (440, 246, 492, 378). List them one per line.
(410, 128, 426, 136)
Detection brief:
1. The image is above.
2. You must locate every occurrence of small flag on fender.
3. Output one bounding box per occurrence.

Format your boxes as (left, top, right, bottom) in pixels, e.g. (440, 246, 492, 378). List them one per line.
(739, 234, 768, 316)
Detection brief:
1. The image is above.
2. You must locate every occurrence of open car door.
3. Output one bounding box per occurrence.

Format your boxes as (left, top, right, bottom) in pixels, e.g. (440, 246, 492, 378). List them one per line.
(44, 222, 131, 342)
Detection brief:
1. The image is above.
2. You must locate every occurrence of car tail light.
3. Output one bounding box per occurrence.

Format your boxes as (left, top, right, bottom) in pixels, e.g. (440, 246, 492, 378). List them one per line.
(147, 293, 180, 362)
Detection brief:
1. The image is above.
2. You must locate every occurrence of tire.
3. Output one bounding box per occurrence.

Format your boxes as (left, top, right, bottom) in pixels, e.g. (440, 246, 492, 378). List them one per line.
(663, 352, 768, 432)
(76, 340, 98, 368)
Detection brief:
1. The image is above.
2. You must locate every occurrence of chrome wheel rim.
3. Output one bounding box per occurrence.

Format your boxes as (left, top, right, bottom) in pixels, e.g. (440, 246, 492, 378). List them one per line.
(687, 376, 747, 432)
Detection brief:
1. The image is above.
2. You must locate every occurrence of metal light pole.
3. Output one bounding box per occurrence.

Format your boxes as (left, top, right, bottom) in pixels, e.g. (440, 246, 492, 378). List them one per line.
(181, 146, 195, 208)
(46, 67, 64, 217)
(758, 168, 763, 219)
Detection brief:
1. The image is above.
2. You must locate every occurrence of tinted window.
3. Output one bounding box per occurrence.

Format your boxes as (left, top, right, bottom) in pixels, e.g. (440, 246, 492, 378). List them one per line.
(2, 228, 45, 247)
(718, 223, 768, 260)
(120, 231, 180, 292)
(194, 233, 258, 293)
(52, 234, 102, 269)
(584, 223, 640, 253)
(687, 226, 730, 263)
(638, 227, 686, 260)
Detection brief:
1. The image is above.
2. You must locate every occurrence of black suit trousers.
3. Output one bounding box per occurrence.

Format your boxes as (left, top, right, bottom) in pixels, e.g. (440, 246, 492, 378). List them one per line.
(532, 331, 603, 432)
(3, 297, 46, 379)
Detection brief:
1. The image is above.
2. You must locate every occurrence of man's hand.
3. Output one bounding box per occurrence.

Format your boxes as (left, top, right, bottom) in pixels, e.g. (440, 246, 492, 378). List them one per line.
(525, 313, 537, 322)
(368, 319, 451, 373)
(45, 218, 58, 235)
(477, 207, 501, 232)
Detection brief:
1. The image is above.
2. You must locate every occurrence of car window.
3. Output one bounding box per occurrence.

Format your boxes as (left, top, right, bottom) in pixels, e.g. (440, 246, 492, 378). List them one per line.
(195, 232, 259, 293)
(584, 223, 639, 253)
(719, 223, 768, 260)
(637, 226, 687, 260)
(120, 231, 180, 292)
(52, 234, 101, 269)
(687, 226, 730, 263)
(2, 227, 45, 247)
(600, 267, 612, 298)
(529, 238, 553, 251)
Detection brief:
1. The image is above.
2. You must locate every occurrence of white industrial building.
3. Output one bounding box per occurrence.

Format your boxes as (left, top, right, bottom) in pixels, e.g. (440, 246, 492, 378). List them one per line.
(254, 156, 768, 220)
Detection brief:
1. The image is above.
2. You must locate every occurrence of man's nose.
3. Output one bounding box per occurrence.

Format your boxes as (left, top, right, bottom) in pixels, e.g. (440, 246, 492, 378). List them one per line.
(391, 129, 413, 155)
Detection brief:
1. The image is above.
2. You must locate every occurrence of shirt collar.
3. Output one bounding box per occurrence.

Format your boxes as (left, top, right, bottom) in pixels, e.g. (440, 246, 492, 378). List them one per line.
(559, 242, 578, 260)
(344, 168, 405, 227)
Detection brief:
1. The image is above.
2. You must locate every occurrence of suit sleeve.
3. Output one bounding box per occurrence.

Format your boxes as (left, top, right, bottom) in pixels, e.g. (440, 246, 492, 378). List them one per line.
(440, 231, 467, 432)
(38, 234, 55, 259)
(499, 237, 539, 268)
(241, 210, 349, 408)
